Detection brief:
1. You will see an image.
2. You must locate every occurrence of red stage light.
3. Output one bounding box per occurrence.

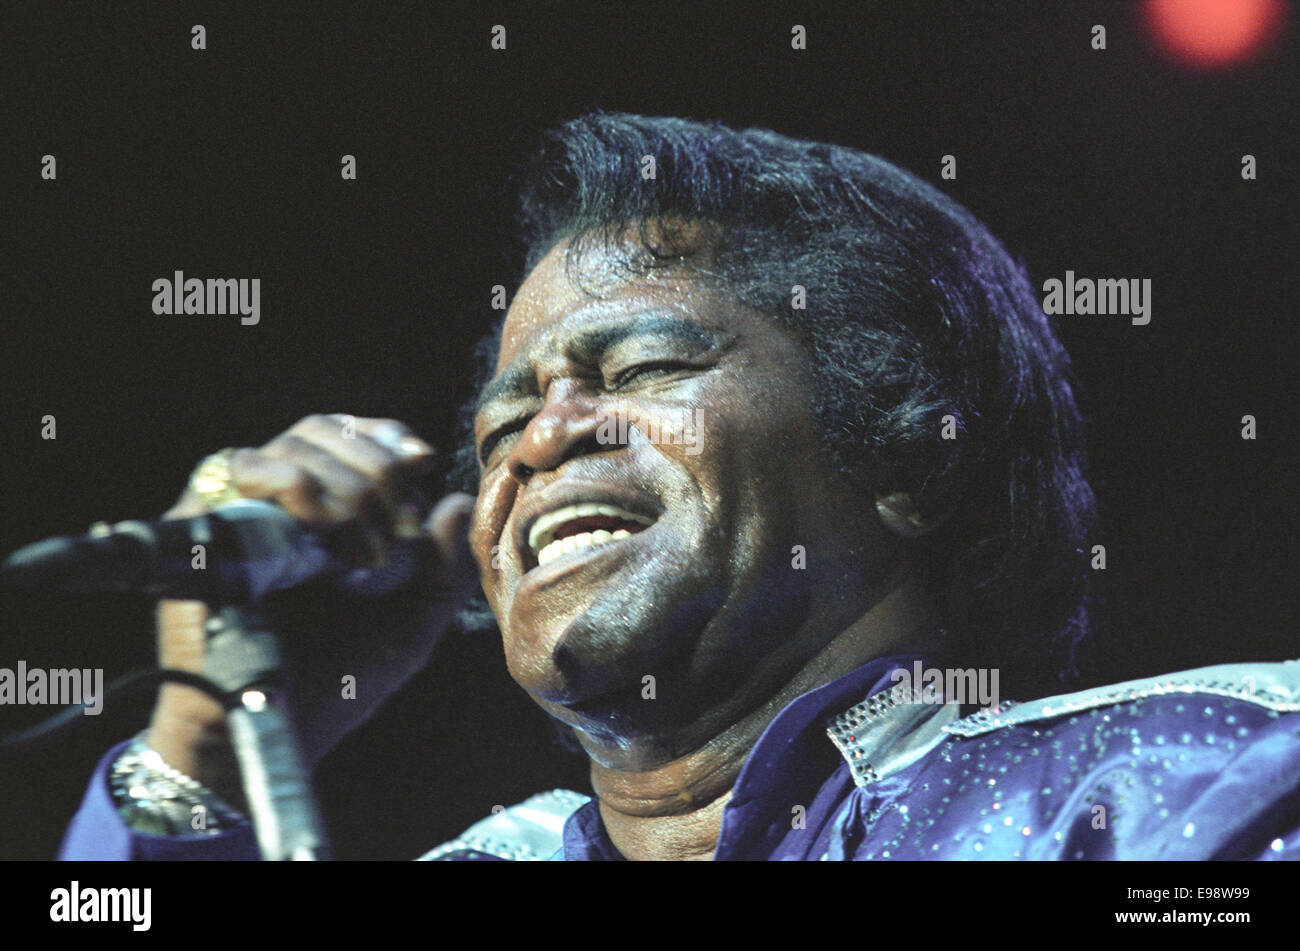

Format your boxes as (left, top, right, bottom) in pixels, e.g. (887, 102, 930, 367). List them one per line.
(1143, 0, 1287, 68)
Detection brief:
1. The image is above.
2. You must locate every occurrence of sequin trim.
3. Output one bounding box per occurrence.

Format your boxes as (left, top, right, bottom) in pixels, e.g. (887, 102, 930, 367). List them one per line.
(945, 660, 1300, 738)
(826, 689, 962, 788)
(417, 789, 591, 861)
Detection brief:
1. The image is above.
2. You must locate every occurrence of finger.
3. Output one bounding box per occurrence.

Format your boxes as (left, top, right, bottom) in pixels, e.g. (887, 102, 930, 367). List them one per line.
(422, 492, 478, 597)
(348, 416, 435, 460)
(307, 414, 436, 468)
(226, 450, 336, 526)
(301, 415, 436, 470)
(338, 416, 438, 533)
(287, 417, 432, 521)
(258, 433, 384, 525)
(165, 449, 331, 524)
(256, 438, 408, 567)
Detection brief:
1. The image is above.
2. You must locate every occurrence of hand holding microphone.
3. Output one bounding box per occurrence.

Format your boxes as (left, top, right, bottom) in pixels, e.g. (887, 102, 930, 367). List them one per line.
(104, 414, 476, 810)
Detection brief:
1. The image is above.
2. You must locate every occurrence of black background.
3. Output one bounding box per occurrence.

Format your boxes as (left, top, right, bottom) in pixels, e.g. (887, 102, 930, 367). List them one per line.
(0, 1, 1295, 860)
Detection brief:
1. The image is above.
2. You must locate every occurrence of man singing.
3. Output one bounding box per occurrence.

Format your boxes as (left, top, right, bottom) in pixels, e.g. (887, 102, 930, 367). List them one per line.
(60, 113, 1300, 860)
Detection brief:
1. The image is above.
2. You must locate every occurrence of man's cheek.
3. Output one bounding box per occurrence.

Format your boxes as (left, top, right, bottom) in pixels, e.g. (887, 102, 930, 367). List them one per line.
(467, 525, 492, 571)
(467, 524, 506, 598)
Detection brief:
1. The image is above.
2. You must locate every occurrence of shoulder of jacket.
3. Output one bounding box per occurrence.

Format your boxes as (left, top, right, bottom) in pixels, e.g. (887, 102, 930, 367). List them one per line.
(416, 789, 591, 861)
(945, 658, 1300, 738)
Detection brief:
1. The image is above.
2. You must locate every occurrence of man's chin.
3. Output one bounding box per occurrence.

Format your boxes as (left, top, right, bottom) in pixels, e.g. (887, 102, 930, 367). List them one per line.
(500, 609, 668, 707)
(532, 689, 702, 765)
(503, 636, 653, 710)
(498, 577, 699, 689)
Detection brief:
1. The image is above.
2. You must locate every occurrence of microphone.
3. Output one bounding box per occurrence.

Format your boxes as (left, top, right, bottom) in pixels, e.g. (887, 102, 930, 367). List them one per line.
(0, 499, 420, 603)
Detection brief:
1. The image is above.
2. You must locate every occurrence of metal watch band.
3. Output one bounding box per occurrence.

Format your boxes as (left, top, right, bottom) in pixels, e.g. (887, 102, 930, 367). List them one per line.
(110, 731, 249, 837)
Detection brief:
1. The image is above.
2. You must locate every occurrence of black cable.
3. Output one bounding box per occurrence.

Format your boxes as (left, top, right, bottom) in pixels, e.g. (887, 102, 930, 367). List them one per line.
(0, 668, 236, 753)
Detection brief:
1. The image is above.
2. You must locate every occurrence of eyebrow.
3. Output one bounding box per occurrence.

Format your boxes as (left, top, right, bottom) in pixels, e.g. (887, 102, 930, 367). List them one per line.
(473, 310, 723, 417)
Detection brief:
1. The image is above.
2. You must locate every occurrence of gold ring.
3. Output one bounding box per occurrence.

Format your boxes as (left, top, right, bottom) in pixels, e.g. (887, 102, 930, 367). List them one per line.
(188, 448, 244, 507)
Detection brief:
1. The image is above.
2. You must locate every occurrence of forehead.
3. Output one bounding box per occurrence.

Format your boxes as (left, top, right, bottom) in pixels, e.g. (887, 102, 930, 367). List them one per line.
(496, 238, 713, 372)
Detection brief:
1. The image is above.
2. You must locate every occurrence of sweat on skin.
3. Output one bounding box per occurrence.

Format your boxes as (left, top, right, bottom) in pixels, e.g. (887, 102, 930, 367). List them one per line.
(470, 231, 946, 860)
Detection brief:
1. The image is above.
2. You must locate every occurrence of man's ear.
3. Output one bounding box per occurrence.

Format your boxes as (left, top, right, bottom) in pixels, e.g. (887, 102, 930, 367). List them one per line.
(874, 491, 944, 538)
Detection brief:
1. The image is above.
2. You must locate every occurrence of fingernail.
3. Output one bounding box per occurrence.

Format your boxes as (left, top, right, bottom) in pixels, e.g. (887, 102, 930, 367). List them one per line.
(397, 436, 430, 457)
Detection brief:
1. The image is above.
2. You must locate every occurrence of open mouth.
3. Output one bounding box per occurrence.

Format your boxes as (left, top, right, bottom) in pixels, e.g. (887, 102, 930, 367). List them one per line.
(526, 502, 656, 568)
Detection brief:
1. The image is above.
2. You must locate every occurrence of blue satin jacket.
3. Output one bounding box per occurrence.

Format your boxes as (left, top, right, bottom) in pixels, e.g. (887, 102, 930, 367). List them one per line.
(61, 654, 1300, 860)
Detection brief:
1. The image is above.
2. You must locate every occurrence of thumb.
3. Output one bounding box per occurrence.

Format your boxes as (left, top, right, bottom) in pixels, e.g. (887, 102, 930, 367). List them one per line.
(422, 492, 478, 597)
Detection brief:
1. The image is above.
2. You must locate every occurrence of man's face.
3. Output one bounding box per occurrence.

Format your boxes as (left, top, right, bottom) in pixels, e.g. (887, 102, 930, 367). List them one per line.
(469, 234, 900, 767)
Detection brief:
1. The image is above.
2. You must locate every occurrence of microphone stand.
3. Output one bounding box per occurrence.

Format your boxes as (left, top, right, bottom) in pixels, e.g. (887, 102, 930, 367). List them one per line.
(202, 604, 331, 860)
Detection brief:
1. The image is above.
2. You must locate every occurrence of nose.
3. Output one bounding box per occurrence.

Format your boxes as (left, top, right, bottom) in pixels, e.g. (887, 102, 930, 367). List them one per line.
(505, 379, 604, 483)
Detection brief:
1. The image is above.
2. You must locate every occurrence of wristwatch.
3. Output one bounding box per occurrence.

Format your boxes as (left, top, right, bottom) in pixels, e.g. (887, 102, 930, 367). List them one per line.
(110, 732, 249, 837)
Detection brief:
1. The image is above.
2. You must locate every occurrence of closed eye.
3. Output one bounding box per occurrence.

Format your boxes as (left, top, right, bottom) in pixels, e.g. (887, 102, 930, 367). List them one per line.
(610, 361, 692, 390)
(478, 418, 528, 466)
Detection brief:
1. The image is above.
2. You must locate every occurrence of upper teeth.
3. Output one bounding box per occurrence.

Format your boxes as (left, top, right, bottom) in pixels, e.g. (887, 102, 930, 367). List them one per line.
(536, 529, 633, 567)
(528, 502, 654, 565)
